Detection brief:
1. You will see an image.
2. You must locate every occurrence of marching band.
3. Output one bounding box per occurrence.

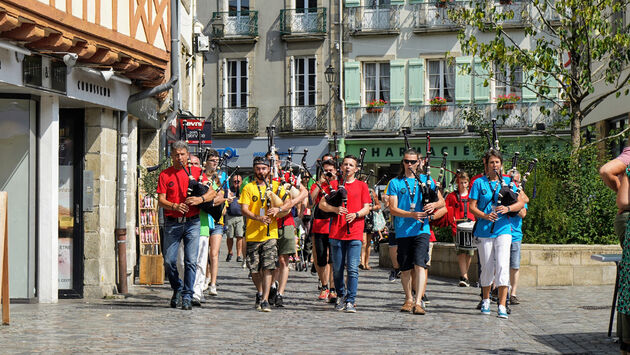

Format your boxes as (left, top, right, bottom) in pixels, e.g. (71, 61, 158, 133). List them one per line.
(158, 122, 536, 318)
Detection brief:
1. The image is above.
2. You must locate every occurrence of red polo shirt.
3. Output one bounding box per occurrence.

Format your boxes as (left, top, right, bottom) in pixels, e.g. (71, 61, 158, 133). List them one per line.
(157, 166, 206, 218)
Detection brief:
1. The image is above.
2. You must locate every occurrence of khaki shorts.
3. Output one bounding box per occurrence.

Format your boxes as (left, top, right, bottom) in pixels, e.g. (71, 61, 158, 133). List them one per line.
(277, 225, 297, 255)
(246, 239, 278, 273)
(225, 215, 244, 239)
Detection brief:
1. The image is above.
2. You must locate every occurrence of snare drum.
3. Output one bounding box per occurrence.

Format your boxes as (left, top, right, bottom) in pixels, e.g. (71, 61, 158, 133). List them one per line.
(456, 221, 476, 250)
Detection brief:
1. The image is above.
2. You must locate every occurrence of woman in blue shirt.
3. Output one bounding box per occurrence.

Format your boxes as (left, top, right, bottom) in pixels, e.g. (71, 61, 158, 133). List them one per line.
(469, 149, 525, 319)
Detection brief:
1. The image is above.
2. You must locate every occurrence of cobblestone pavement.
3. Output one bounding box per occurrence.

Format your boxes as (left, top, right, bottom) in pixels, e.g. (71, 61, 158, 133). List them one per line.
(0, 245, 620, 354)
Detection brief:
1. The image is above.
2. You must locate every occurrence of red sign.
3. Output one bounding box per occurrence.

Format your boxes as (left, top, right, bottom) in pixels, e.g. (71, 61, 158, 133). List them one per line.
(178, 118, 212, 145)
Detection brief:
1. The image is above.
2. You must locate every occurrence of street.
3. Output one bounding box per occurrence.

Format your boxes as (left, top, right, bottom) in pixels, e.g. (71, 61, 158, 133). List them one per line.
(0, 245, 619, 354)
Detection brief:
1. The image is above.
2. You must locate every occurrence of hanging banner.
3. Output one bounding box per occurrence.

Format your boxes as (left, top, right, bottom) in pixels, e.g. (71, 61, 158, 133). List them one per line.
(178, 117, 212, 145)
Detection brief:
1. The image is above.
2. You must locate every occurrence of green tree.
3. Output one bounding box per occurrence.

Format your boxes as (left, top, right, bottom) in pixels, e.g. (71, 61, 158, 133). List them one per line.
(451, 0, 630, 150)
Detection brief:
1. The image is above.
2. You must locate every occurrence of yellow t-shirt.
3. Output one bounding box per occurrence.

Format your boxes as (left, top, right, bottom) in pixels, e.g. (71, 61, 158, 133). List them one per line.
(239, 180, 285, 242)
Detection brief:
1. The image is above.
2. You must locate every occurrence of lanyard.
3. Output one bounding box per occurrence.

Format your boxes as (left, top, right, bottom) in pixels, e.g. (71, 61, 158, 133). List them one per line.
(256, 184, 266, 204)
(403, 177, 417, 208)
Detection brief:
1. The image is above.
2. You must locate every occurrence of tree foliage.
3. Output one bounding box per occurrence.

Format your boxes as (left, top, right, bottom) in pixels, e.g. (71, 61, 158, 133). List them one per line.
(450, 0, 630, 150)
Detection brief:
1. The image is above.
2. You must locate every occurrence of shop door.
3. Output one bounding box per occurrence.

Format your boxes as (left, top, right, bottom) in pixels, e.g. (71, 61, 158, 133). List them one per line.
(58, 109, 84, 298)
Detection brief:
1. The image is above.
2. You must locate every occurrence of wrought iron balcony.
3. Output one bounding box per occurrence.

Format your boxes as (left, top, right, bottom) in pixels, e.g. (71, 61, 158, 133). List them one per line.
(346, 106, 405, 133)
(492, 0, 529, 28)
(413, 1, 465, 33)
(345, 102, 568, 134)
(278, 105, 328, 133)
(280, 8, 327, 40)
(345, 5, 402, 35)
(211, 107, 258, 135)
(211, 11, 258, 42)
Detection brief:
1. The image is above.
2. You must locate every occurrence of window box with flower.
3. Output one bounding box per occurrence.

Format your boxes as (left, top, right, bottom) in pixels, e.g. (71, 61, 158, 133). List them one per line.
(366, 99, 387, 113)
(496, 94, 520, 110)
(435, 0, 453, 7)
(429, 96, 448, 112)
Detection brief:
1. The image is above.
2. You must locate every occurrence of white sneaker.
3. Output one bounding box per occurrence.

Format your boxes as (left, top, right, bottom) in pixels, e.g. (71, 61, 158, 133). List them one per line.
(242, 262, 247, 269)
(209, 285, 218, 296)
(203, 277, 211, 291)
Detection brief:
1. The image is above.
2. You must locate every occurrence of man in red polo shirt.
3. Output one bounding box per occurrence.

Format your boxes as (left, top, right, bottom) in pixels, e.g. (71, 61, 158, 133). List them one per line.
(157, 141, 215, 310)
(319, 155, 372, 313)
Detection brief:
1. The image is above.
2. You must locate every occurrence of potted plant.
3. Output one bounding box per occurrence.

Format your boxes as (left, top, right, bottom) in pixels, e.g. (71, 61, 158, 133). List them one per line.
(367, 99, 387, 113)
(429, 96, 448, 111)
(436, 0, 450, 7)
(496, 93, 520, 110)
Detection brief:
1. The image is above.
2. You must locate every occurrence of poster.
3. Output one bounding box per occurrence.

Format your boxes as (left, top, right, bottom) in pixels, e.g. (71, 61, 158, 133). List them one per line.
(58, 238, 73, 289)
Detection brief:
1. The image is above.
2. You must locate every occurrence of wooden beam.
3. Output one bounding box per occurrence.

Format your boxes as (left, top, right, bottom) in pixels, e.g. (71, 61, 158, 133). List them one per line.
(1, 23, 46, 42)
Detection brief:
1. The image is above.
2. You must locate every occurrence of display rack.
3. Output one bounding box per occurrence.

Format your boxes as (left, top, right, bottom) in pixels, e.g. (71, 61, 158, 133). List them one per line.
(138, 194, 164, 285)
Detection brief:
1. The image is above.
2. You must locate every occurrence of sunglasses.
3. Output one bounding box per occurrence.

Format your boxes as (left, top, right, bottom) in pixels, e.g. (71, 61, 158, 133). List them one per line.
(403, 159, 418, 164)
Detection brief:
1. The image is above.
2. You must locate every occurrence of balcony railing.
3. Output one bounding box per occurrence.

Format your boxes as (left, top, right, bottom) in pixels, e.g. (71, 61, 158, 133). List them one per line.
(346, 106, 405, 132)
(280, 8, 327, 36)
(211, 107, 258, 135)
(212, 11, 258, 38)
(279, 105, 328, 133)
(346, 102, 568, 134)
(346, 5, 402, 33)
(413, 1, 465, 32)
(493, 0, 529, 27)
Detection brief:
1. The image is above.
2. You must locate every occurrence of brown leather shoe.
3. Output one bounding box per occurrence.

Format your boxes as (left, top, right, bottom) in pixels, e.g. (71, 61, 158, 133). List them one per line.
(412, 304, 426, 315)
(400, 301, 414, 313)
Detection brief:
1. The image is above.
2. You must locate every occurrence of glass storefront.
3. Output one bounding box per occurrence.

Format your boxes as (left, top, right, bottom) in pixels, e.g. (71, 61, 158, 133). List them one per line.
(0, 98, 36, 299)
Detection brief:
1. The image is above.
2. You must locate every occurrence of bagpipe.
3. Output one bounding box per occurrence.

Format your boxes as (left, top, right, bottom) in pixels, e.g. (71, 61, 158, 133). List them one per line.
(180, 149, 240, 223)
(401, 128, 440, 207)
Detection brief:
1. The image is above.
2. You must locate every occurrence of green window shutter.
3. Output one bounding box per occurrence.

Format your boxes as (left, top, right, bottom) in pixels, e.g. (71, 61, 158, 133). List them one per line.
(344, 60, 361, 107)
(545, 75, 559, 100)
(473, 57, 490, 102)
(390, 0, 405, 5)
(455, 56, 472, 103)
(345, 0, 360, 7)
(522, 70, 537, 101)
(389, 59, 406, 105)
(408, 59, 425, 105)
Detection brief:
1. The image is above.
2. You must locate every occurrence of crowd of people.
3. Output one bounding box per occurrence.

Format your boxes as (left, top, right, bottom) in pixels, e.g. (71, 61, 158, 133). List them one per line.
(156, 140, 529, 318)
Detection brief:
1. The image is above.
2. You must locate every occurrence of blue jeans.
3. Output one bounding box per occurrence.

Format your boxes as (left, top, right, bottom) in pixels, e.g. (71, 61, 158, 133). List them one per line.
(329, 238, 362, 304)
(164, 218, 200, 301)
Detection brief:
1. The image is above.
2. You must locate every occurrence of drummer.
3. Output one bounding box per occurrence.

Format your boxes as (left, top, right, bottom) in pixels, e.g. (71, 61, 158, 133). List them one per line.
(445, 171, 476, 287)
(469, 149, 525, 319)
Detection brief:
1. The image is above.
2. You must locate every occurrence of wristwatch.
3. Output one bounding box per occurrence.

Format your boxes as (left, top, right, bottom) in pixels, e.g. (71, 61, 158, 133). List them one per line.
(355, 212, 360, 219)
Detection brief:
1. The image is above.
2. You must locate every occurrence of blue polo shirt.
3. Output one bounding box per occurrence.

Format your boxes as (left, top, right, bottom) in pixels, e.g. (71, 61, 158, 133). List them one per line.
(511, 203, 528, 242)
(469, 175, 514, 238)
(386, 175, 436, 238)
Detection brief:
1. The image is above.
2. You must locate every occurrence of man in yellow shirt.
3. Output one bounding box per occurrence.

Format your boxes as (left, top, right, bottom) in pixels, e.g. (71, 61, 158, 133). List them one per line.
(239, 156, 291, 312)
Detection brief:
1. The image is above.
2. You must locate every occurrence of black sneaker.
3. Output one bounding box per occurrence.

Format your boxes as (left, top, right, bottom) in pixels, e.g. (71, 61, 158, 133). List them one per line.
(396, 270, 402, 279)
(260, 300, 271, 312)
(170, 290, 182, 308)
(310, 263, 317, 275)
(226, 253, 233, 262)
(422, 294, 430, 305)
(458, 277, 470, 287)
(506, 304, 512, 314)
(236, 256, 243, 263)
(388, 270, 396, 282)
(509, 295, 520, 305)
(255, 293, 262, 310)
(275, 294, 284, 307)
(476, 300, 483, 310)
(191, 298, 202, 307)
(181, 298, 192, 310)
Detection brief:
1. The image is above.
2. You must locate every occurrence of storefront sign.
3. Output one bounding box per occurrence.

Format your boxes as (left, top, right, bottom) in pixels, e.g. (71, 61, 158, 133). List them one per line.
(179, 117, 212, 145)
(345, 139, 474, 162)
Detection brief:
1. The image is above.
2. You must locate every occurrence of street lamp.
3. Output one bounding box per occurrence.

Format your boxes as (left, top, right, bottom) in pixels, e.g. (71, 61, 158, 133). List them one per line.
(325, 65, 337, 90)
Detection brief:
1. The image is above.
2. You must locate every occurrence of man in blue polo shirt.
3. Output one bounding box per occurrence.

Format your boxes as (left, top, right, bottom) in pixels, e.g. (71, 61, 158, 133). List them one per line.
(387, 149, 444, 315)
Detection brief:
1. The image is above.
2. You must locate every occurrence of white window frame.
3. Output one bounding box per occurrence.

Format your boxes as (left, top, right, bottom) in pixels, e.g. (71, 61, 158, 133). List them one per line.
(227, 0, 249, 12)
(291, 56, 317, 107)
(223, 58, 249, 108)
(363, 62, 390, 105)
(426, 59, 455, 102)
(494, 63, 523, 99)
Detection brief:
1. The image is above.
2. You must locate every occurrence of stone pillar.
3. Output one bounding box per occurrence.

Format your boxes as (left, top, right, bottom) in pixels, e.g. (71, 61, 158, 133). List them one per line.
(83, 108, 118, 298)
(125, 117, 138, 287)
(38, 95, 59, 303)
